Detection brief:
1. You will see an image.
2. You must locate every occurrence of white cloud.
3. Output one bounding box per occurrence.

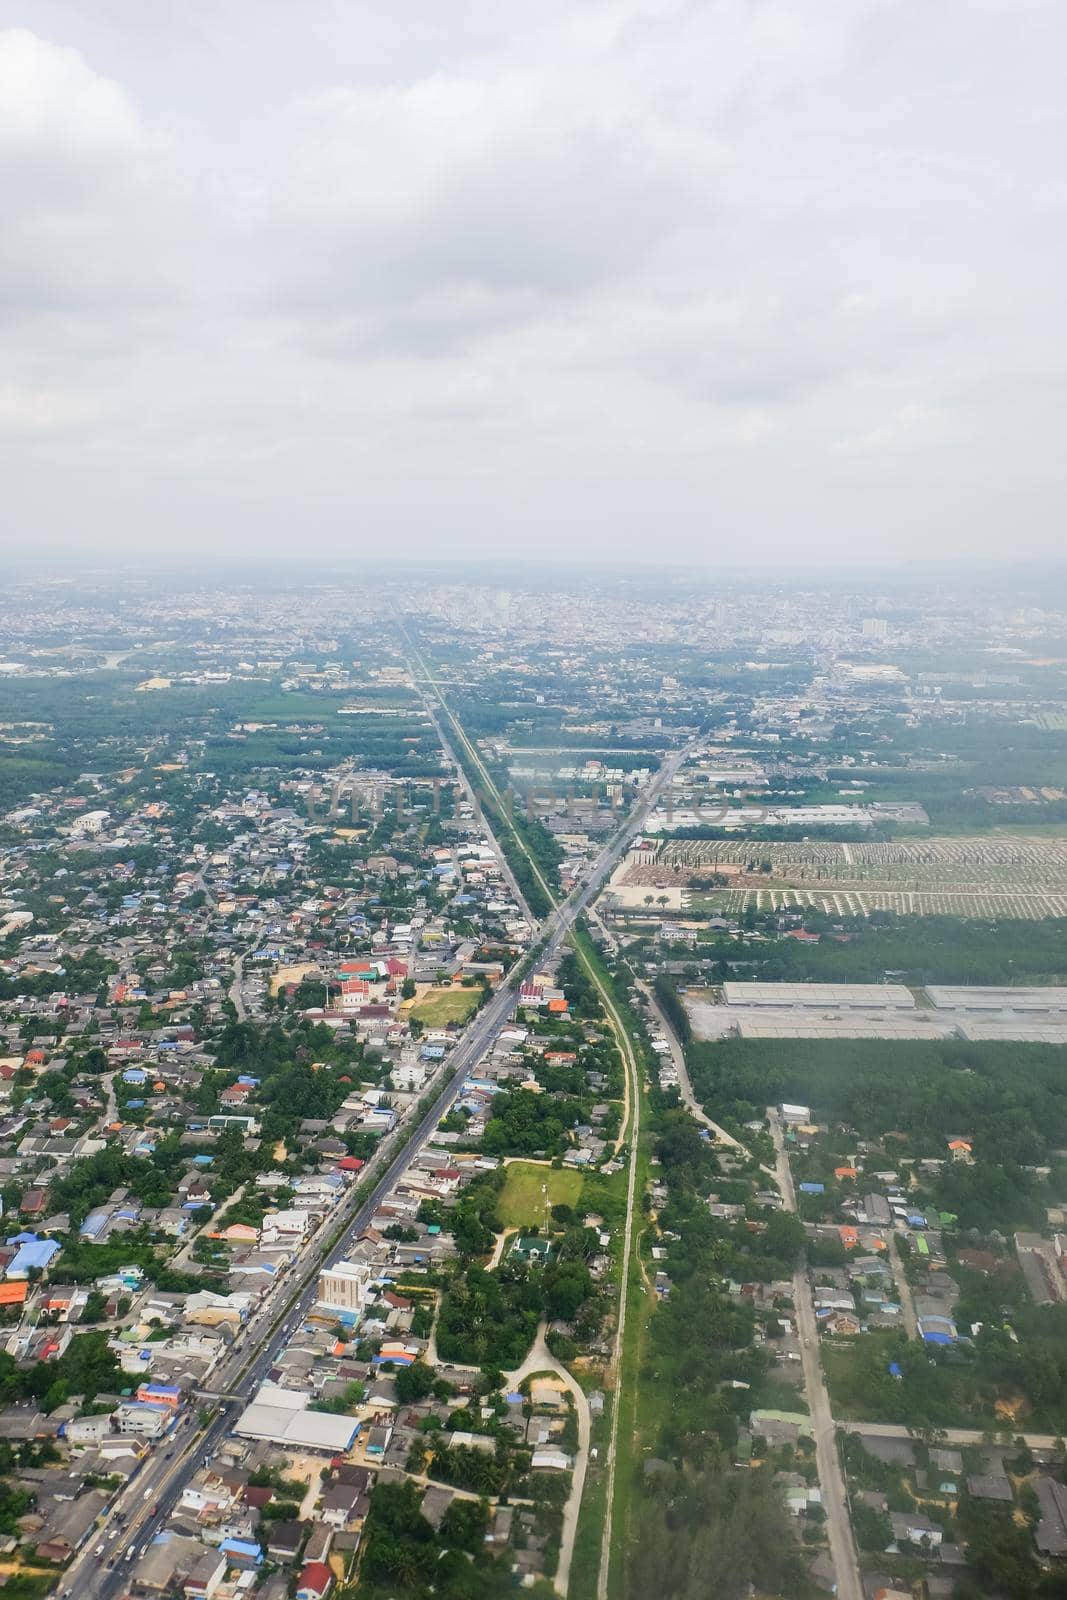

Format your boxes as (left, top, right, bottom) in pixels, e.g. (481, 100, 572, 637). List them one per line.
(0, 1, 1065, 563)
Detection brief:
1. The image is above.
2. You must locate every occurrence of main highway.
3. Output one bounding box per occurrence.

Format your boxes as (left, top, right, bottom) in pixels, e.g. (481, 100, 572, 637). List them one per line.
(69, 716, 692, 1600)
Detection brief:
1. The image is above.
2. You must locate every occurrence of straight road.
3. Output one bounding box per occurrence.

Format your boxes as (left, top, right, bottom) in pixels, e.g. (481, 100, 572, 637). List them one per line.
(843, 1421, 1064, 1449)
(769, 1110, 862, 1600)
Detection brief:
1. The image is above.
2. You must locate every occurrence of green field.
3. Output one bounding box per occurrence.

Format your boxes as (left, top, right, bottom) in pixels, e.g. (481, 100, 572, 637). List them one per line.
(497, 1161, 583, 1228)
(409, 986, 482, 1027)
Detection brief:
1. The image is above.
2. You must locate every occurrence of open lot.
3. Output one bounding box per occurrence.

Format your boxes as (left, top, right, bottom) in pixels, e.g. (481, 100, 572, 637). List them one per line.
(497, 1161, 583, 1228)
(409, 985, 482, 1026)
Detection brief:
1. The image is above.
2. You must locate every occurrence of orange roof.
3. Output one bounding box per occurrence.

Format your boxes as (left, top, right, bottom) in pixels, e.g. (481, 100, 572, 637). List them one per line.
(0, 1281, 28, 1306)
(947, 1139, 972, 1150)
(547, 998, 569, 1013)
(834, 1166, 858, 1179)
(838, 1225, 859, 1248)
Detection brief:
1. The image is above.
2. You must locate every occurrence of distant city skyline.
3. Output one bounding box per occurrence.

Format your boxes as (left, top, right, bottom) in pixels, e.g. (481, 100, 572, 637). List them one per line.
(2, 1, 1065, 566)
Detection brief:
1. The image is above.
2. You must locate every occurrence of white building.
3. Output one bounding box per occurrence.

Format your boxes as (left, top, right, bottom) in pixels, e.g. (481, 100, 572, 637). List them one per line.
(317, 1259, 372, 1316)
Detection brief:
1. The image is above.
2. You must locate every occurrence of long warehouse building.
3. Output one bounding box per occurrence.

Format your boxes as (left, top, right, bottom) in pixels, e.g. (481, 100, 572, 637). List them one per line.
(925, 986, 1067, 1013)
(722, 982, 915, 1009)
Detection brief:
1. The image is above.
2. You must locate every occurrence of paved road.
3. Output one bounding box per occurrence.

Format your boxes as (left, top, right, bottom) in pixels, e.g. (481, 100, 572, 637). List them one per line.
(769, 1110, 862, 1600)
(228, 950, 247, 1020)
(842, 1420, 1064, 1449)
(417, 690, 538, 925)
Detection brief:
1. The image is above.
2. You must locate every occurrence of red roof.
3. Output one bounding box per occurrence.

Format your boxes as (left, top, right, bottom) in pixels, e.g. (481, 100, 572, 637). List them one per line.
(298, 1563, 332, 1596)
(338, 1157, 364, 1171)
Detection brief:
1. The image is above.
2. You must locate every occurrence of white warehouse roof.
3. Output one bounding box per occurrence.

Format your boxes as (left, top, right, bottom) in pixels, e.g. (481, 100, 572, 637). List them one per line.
(234, 1381, 360, 1453)
(924, 986, 1067, 1012)
(722, 982, 915, 1009)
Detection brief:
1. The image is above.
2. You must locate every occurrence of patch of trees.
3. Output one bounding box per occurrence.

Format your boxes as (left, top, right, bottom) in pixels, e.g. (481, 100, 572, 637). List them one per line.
(0, 1331, 119, 1413)
(435, 1261, 543, 1368)
(653, 975, 690, 1044)
(693, 915, 1067, 987)
(481, 1087, 585, 1157)
(626, 1462, 807, 1600)
(687, 1036, 1067, 1164)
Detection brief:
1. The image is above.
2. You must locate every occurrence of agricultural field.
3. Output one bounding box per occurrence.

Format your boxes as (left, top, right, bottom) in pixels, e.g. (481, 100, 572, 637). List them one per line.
(496, 1160, 583, 1228)
(408, 985, 482, 1026)
(627, 834, 1067, 918)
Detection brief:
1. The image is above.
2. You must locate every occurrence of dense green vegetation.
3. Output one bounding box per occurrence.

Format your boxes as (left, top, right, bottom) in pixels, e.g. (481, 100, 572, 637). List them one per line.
(434, 1168, 599, 1368)
(0, 1331, 119, 1412)
(688, 1036, 1067, 1163)
(653, 973, 691, 1043)
(685, 914, 1067, 986)
(355, 1477, 544, 1599)
(627, 1468, 810, 1600)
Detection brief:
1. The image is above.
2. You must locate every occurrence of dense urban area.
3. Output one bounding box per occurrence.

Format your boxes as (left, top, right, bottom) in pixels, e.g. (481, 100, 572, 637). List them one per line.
(0, 564, 1067, 1600)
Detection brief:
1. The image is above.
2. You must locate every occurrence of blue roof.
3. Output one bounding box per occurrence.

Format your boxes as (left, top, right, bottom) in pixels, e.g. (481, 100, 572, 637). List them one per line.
(81, 1210, 110, 1238)
(220, 1539, 262, 1561)
(799, 1182, 825, 1194)
(7, 1239, 61, 1275)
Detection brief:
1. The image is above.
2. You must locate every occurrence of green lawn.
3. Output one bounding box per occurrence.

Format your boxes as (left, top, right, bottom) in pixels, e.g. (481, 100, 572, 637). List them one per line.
(497, 1161, 583, 1228)
(409, 986, 481, 1027)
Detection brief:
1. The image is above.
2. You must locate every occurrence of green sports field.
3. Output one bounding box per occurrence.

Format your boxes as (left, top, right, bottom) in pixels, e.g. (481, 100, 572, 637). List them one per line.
(497, 1161, 583, 1228)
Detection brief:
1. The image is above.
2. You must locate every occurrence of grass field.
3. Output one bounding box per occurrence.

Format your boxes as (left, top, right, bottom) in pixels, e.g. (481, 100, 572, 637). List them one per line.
(497, 1162, 583, 1228)
(409, 986, 482, 1026)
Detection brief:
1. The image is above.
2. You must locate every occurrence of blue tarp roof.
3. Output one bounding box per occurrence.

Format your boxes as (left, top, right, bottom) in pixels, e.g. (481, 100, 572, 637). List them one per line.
(7, 1239, 61, 1275)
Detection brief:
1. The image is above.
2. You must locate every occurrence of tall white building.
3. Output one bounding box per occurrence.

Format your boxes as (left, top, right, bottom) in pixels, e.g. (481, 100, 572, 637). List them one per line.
(317, 1259, 372, 1315)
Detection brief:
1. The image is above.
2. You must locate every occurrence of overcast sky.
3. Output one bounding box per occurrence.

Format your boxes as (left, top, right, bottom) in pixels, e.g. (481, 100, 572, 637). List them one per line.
(1, 0, 1064, 568)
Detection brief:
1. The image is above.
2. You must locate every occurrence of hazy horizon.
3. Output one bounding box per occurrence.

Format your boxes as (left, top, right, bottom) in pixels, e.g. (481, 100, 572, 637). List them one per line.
(2, 1, 1065, 566)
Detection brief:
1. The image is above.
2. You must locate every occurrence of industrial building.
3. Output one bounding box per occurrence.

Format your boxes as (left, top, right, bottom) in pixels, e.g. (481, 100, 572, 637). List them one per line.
(925, 986, 1067, 1012)
(234, 1381, 361, 1453)
(722, 983, 915, 1009)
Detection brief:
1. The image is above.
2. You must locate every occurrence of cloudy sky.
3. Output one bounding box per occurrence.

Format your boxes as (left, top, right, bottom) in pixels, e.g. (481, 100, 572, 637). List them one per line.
(1, 0, 1064, 568)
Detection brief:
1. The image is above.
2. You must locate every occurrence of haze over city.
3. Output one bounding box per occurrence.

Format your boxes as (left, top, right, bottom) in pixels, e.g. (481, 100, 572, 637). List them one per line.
(3, 0, 1066, 566)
